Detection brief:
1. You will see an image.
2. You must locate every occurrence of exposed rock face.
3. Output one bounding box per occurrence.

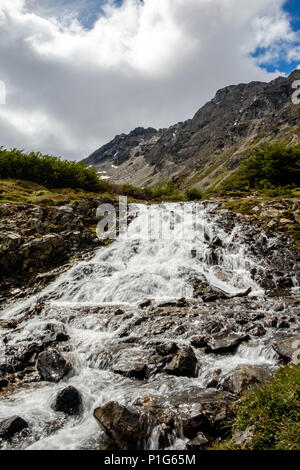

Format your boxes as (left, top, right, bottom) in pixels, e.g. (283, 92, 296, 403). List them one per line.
(220, 364, 273, 395)
(84, 70, 300, 189)
(0, 198, 114, 299)
(37, 349, 72, 383)
(93, 401, 151, 450)
(0, 416, 28, 440)
(186, 432, 210, 451)
(272, 335, 300, 363)
(53, 386, 83, 415)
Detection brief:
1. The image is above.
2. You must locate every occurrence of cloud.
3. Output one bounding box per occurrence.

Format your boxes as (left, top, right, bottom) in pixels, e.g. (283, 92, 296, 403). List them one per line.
(0, 0, 298, 160)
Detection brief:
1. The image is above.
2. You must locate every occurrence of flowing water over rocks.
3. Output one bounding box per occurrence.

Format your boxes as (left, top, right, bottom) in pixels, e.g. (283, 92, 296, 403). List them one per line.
(0, 202, 299, 450)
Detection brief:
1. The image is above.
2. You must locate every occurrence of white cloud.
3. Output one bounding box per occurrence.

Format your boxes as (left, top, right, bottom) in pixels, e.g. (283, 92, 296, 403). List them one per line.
(0, 0, 298, 160)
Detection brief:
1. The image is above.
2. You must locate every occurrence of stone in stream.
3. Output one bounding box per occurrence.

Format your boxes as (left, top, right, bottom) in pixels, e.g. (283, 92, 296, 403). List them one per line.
(164, 346, 198, 378)
(139, 299, 152, 309)
(220, 364, 273, 395)
(204, 334, 250, 354)
(53, 386, 83, 415)
(135, 388, 234, 440)
(0, 375, 8, 390)
(0, 416, 28, 440)
(37, 349, 72, 382)
(272, 335, 300, 363)
(112, 349, 150, 380)
(93, 401, 150, 450)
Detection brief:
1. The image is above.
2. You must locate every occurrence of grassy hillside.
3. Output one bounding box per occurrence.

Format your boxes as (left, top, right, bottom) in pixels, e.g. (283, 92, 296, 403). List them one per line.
(212, 364, 300, 450)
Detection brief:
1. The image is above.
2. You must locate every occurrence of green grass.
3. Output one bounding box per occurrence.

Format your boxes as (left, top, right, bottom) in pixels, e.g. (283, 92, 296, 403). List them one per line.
(211, 364, 300, 450)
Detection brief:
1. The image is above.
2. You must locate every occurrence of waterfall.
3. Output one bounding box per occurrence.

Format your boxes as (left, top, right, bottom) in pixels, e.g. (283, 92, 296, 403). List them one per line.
(0, 203, 279, 450)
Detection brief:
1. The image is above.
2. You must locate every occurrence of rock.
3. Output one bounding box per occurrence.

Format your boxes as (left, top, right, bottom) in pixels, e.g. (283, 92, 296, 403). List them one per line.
(278, 319, 290, 329)
(37, 349, 72, 382)
(136, 389, 234, 440)
(112, 350, 150, 379)
(93, 401, 150, 450)
(294, 211, 300, 224)
(0, 376, 8, 390)
(155, 342, 179, 356)
(0, 416, 28, 440)
(205, 334, 250, 354)
(53, 386, 83, 415)
(186, 432, 209, 450)
(274, 303, 285, 312)
(232, 426, 254, 449)
(272, 335, 300, 363)
(164, 346, 198, 378)
(221, 364, 273, 395)
(191, 336, 208, 349)
(248, 324, 266, 337)
(139, 299, 152, 309)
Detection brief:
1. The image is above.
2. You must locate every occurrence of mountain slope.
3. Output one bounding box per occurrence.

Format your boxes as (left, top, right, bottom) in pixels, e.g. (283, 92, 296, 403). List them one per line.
(83, 70, 300, 189)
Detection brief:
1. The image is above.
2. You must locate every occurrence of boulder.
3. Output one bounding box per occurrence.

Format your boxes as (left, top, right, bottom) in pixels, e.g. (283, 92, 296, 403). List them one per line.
(186, 432, 209, 451)
(272, 335, 300, 363)
(0, 416, 28, 440)
(94, 401, 150, 450)
(204, 334, 250, 354)
(37, 349, 72, 382)
(53, 386, 83, 415)
(112, 349, 150, 380)
(221, 364, 273, 395)
(164, 346, 198, 378)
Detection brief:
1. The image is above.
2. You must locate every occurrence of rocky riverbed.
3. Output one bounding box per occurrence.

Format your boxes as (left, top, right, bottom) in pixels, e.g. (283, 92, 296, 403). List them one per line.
(0, 201, 299, 450)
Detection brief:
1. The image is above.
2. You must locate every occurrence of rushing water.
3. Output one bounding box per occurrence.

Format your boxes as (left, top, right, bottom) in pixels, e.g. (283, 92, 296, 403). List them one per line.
(0, 203, 282, 449)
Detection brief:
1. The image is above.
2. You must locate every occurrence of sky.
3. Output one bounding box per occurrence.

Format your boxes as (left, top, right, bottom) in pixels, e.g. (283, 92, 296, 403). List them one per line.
(0, 0, 300, 161)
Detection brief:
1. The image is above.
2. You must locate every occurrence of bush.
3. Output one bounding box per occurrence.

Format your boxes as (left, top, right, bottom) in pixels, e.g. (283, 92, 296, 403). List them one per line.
(0, 147, 106, 192)
(185, 188, 203, 201)
(220, 143, 300, 193)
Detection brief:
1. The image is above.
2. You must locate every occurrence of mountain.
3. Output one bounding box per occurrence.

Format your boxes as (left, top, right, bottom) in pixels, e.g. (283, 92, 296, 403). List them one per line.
(83, 70, 300, 189)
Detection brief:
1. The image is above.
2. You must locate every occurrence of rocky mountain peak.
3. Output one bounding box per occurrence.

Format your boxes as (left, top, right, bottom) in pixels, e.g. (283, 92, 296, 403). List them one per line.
(83, 71, 300, 188)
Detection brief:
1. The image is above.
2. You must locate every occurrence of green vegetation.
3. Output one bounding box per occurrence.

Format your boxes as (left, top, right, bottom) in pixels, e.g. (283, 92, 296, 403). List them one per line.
(0, 147, 106, 192)
(211, 364, 300, 450)
(219, 143, 300, 195)
(184, 187, 203, 201)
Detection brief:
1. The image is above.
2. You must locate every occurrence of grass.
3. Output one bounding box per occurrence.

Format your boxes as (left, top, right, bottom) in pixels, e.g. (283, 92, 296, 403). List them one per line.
(211, 364, 300, 450)
(0, 179, 119, 206)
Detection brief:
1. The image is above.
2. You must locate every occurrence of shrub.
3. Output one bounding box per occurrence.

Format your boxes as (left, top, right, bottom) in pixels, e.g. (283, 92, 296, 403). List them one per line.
(220, 143, 300, 193)
(185, 188, 203, 201)
(0, 147, 106, 192)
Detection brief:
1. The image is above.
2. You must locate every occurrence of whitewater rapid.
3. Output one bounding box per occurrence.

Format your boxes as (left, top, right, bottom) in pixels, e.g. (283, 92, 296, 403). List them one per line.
(0, 202, 279, 450)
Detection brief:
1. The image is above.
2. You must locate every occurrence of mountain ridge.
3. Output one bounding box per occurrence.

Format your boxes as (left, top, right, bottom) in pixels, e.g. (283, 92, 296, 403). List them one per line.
(83, 70, 300, 189)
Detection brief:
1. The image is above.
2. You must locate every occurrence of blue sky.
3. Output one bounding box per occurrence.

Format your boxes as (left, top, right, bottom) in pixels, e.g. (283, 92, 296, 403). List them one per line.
(252, 0, 300, 75)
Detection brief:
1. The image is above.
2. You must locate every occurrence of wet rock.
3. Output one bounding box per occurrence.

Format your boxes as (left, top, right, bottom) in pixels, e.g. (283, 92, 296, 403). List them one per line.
(0, 376, 8, 390)
(0, 416, 28, 440)
(248, 324, 266, 337)
(220, 364, 273, 395)
(277, 319, 290, 329)
(272, 335, 300, 363)
(191, 336, 208, 349)
(93, 401, 150, 450)
(164, 346, 198, 378)
(139, 299, 152, 309)
(112, 350, 150, 379)
(155, 342, 179, 356)
(136, 389, 234, 440)
(53, 386, 83, 415)
(186, 432, 209, 450)
(205, 334, 250, 354)
(37, 349, 72, 382)
(44, 323, 70, 343)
